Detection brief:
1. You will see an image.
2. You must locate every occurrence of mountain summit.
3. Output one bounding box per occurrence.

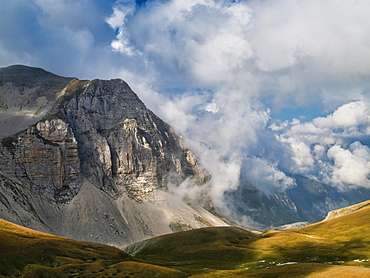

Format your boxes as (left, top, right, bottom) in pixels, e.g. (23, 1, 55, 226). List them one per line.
(0, 65, 226, 247)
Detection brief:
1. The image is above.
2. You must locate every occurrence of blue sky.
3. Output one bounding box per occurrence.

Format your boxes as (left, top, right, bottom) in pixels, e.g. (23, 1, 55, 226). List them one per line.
(2, 0, 370, 206)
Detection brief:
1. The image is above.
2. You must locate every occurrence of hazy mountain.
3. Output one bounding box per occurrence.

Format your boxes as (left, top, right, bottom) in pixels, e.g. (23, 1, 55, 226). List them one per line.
(227, 173, 370, 228)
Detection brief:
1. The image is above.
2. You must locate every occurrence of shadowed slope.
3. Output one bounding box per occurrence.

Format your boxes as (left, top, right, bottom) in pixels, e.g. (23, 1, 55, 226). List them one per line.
(0, 219, 187, 278)
(0, 65, 73, 139)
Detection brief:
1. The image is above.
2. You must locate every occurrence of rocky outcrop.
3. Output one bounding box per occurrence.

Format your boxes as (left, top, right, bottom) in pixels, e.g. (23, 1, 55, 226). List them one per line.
(61, 78, 206, 200)
(0, 66, 205, 202)
(0, 119, 81, 200)
(324, 199, 370, 221)
(0, 65, 224, 247)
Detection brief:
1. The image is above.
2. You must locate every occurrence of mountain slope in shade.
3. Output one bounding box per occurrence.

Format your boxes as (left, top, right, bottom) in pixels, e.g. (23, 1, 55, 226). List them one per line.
(0, 65, 73, 139)
(0, 65, 227, 248)
(0, 219, 187, 278)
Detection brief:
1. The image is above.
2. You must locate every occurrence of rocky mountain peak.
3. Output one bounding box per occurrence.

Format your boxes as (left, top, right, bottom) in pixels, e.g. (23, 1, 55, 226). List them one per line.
(0, 66, 205, 202)
(0, 65, 223, 247)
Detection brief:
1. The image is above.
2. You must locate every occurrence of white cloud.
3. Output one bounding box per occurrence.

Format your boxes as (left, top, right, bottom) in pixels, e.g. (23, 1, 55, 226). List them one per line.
(2, 0, 370, 208)
(313, 101, 370, 129)
(279, 136, 315, 173)
(324, 142, 370, 190)
(243, 157, 295, 195)
(250, 0, 370, 74)
(109, 0, 370, 108)
(274, 101, 370, 190)
(106, 4, 139, 56)
(184, 139, 242, 208)
(112, 0, 255, 88)
(106, 0, 370, 199)
(106, 5, 127, 29)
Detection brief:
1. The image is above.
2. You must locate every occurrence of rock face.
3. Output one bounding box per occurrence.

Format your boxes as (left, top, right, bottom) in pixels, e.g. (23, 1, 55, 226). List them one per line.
(0, 119, 81, 200)
(61, 78, 206, 200)
(0, 65, 225, 247)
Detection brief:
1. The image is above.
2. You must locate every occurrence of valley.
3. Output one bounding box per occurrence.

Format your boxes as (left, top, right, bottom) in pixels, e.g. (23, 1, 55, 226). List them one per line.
(1, 200, 370, 277)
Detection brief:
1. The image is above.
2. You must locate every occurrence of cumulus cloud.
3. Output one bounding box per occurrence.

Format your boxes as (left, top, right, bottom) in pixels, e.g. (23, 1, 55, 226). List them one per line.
(2, 0, 370, 209)
(313, 101, 370, 129)
(274, 101, 370, 190)
(324, 142, 370, 190)
(106, 0, 370, 201)
(243, 157, 295, 195)
(111, 0, 370, 107)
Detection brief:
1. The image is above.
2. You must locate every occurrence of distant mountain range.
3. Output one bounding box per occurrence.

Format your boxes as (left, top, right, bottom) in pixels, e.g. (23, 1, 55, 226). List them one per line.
(229, 173, 370, 228)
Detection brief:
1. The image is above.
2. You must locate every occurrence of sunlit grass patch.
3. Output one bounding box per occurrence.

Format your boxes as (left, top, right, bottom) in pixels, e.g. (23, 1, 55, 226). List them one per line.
(2, 198, 370, 277)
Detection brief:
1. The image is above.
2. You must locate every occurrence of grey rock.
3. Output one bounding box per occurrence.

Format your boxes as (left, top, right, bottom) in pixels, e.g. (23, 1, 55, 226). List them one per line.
(61, 78, 206, 200)
(0, 65, 73, 138)
(0, 65, 225, 247)
(0, 118, 81, 201)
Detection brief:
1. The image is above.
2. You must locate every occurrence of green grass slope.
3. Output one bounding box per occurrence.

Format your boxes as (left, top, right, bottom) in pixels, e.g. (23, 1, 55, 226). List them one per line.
(0, 219, 186, 278)
(2, 199, 370, 277)
(126, 202, 370, 277)
(125, 227, 259, 272)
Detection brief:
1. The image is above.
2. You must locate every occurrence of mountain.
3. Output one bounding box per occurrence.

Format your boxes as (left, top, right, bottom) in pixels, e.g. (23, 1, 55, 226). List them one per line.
(1, 64, 369, 247)
(0, 65, 226, 247)
(228, 173, 370, 228)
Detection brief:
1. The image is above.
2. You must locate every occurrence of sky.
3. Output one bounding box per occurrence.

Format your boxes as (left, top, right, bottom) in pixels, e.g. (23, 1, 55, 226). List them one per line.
(1, 0, 370, 211)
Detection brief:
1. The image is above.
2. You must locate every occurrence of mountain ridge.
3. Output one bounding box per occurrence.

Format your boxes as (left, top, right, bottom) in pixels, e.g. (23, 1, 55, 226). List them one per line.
(0, 65, 226, 247)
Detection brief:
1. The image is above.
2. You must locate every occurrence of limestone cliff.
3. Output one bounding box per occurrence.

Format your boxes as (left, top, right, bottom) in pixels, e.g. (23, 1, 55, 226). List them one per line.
(61, 78, 206, 201)
(0, 65, 225, 247)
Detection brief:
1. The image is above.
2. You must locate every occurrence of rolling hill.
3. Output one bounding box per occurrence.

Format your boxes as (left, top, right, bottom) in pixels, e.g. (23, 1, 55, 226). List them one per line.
(2, 199, 370, 277)
(125, 200, 370, 277)
(0, 219, 187, 278)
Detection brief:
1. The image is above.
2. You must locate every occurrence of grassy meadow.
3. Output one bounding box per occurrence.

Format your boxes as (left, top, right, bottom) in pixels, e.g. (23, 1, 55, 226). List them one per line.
(1, 200, 370, 277)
